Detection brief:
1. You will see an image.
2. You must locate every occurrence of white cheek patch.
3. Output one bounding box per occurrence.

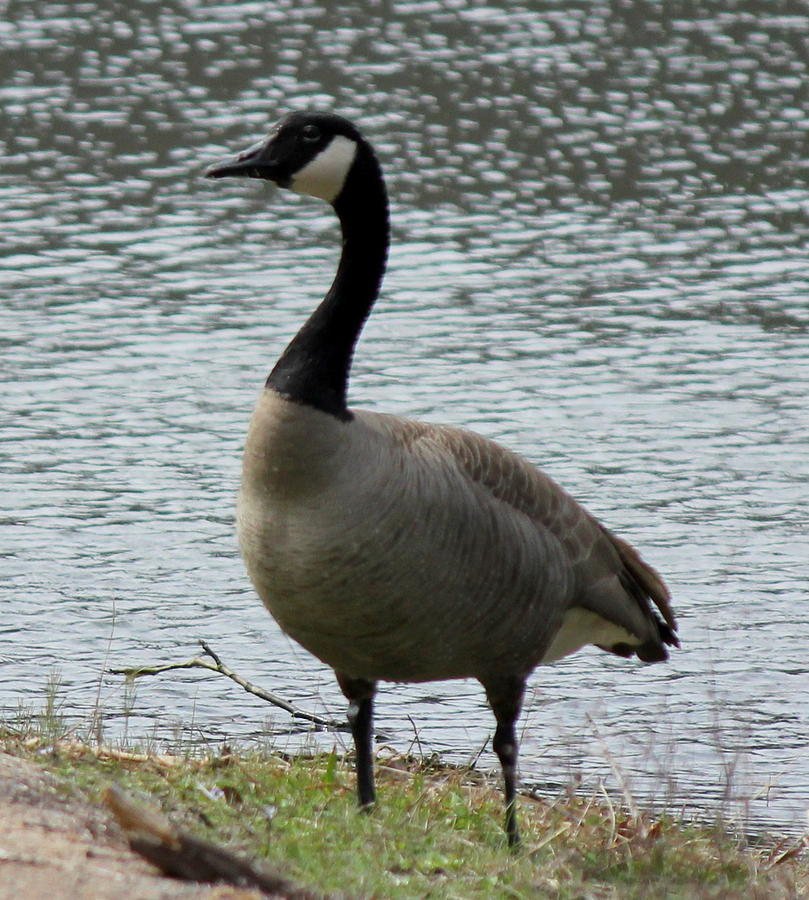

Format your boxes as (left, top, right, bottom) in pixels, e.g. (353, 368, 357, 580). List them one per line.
(291, 135, 358, 203)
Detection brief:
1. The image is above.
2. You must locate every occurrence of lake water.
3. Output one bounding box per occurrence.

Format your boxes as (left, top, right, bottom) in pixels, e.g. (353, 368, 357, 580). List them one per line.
(2, 0, 808, 835)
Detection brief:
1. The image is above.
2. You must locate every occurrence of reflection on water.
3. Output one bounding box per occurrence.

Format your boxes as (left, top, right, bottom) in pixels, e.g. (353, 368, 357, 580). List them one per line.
(1, 1, 807, 832)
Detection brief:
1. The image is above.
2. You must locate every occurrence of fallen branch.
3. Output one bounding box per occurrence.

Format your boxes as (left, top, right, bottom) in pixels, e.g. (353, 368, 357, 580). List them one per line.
(109, 640, 346, 732)
(105, 784, 322, 899)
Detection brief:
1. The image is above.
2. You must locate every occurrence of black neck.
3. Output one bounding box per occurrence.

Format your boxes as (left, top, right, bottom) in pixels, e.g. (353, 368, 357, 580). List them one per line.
(266, 145, 389, 420)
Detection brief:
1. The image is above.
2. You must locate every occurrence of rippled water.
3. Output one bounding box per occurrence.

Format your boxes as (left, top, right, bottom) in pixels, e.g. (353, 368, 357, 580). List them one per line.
(2, 1, 808, 834)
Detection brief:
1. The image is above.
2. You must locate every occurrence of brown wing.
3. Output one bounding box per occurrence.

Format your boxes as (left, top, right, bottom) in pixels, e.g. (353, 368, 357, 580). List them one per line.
(422, 423, 678, 658)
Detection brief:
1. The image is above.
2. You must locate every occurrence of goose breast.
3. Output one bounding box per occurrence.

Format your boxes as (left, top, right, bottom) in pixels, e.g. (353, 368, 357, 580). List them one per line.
(238, 392, 582, 682)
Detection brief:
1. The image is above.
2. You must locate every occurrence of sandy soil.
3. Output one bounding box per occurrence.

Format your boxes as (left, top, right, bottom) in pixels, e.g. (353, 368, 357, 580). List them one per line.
(0, 751, 270, 900)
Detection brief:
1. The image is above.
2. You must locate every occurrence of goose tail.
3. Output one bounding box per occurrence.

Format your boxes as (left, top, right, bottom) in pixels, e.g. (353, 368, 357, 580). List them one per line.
(609, 531, 679, 661)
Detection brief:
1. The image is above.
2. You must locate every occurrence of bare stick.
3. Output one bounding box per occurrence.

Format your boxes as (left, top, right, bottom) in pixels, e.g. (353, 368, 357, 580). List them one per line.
(110, 641, 346, 731)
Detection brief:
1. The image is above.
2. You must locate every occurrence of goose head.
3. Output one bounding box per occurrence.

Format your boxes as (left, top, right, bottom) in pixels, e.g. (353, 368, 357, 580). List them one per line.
(204, 110, 389, 419)
(205, 111, 363, 205)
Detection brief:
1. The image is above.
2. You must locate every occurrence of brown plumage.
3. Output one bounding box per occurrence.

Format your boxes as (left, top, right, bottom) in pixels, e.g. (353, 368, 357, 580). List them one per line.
(206, 111, 678, 846)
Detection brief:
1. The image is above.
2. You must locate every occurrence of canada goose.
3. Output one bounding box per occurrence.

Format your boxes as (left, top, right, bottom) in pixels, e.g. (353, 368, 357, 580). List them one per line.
(205, 111, 678, 847)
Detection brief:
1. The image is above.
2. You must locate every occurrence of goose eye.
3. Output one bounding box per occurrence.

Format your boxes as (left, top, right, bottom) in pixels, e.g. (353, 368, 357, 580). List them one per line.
(301, 124, 321, 143)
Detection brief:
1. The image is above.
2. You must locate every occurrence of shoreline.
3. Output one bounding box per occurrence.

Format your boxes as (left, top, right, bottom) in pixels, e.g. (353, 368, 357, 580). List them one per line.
(0, 730, 806, 899)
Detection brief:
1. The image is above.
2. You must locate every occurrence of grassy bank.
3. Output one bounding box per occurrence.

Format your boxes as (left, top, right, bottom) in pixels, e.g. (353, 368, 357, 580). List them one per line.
(1, 724, 806, 900)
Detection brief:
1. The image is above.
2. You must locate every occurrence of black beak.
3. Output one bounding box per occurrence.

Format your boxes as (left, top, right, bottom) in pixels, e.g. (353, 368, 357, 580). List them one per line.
(205, 137, 280, 181)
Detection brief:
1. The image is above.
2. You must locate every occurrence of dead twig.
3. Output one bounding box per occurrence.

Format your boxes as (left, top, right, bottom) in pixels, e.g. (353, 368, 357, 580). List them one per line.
(109, 641, 346, 732)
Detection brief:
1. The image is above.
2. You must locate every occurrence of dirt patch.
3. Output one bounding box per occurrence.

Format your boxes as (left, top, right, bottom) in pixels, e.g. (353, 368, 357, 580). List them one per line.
(0, 751, 266, 900)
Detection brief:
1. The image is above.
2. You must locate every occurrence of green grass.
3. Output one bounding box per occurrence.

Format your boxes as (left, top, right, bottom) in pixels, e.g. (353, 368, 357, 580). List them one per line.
(2, 724, 806, 900)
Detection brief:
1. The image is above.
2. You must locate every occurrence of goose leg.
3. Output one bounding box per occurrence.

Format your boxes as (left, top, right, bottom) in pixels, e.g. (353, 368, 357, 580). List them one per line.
(483, 676, 526, 848)
(336, 674, 377, 808)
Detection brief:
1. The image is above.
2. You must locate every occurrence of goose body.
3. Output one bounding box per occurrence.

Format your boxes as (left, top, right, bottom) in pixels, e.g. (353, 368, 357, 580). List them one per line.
(207, 111, 678, 846)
